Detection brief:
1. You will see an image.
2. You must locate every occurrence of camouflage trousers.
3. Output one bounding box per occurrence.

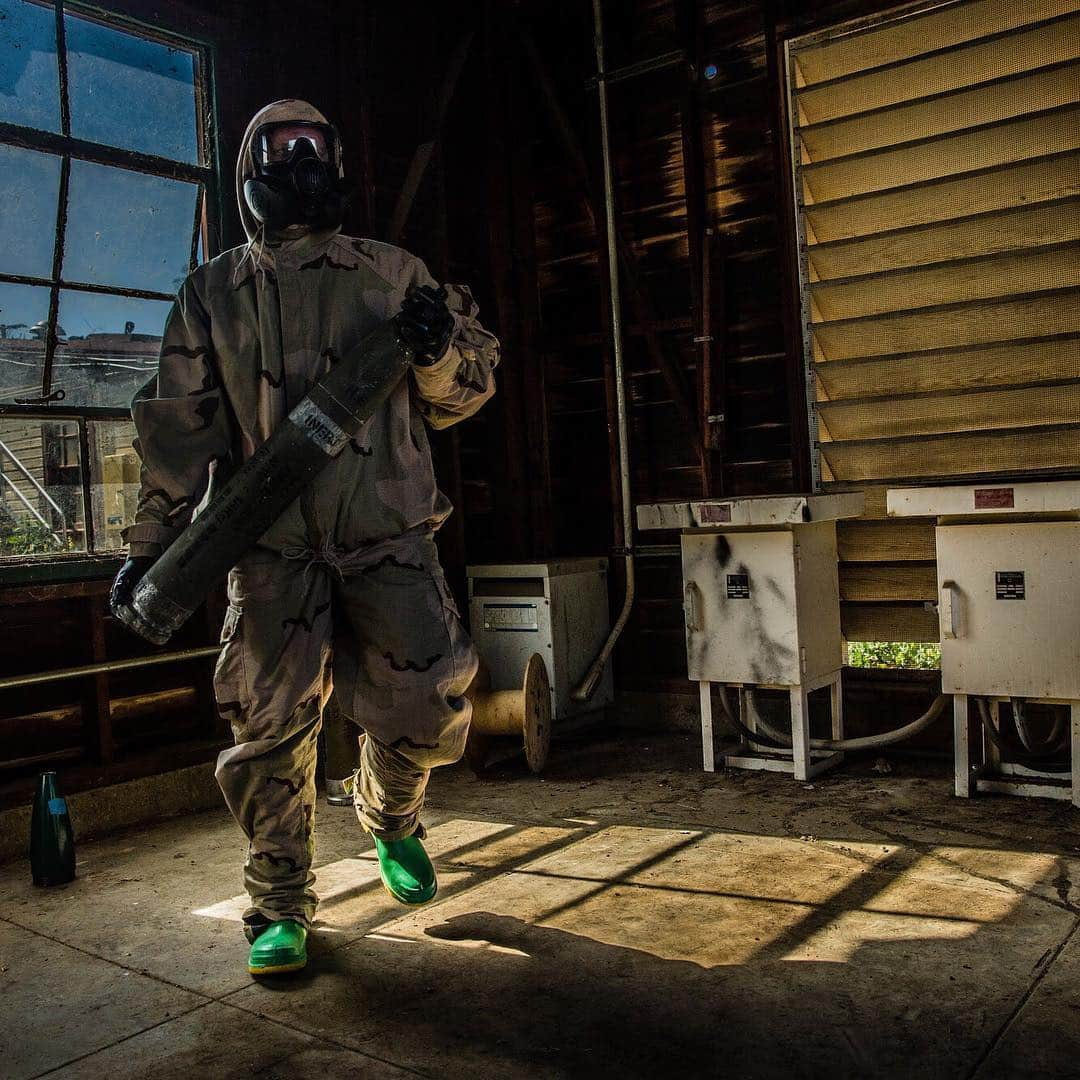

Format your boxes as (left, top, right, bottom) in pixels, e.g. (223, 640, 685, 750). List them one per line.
(213, 528, 477, 927)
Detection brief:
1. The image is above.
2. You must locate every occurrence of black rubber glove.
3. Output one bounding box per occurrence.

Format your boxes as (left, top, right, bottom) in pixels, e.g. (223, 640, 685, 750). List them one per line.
(398, 285, 454, 366)
(109, 556, 155, 618)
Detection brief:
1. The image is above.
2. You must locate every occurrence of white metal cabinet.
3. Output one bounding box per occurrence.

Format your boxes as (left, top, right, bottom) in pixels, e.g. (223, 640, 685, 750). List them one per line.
(639, 493, 863, 780)
(889, 481, 1080, 805)
(936, 522, 1080, 700)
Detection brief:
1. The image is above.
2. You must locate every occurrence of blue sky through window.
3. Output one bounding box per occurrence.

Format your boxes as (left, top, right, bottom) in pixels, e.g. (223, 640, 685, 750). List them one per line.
(57, 290, 172, 340)
(0, 3, 203, 353)
(65, 11, 199, 164)
(0, 143, 61, 279)
(65, 160, 198, 294)
(0, 0, 61, 132)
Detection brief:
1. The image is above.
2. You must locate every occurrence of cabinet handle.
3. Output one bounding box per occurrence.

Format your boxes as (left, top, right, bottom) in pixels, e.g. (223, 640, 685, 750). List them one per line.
(684, 581, 704, 632)
(940, 581, 961, 639)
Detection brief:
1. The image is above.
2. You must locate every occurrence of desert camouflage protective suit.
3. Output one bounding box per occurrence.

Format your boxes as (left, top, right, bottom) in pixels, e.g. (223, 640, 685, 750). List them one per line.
(126, 100, 496, 927)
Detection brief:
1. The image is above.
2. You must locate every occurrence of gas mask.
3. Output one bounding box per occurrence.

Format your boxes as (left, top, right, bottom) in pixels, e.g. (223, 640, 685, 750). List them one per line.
(243, 121, 349, 232)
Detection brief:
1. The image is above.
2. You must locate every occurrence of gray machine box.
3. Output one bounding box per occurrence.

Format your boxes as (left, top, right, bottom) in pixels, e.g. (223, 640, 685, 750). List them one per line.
(467, 558, 614, 720)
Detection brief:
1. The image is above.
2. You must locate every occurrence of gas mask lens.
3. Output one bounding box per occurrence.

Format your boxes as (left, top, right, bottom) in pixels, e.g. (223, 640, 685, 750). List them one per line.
(255, 123, 333, 165)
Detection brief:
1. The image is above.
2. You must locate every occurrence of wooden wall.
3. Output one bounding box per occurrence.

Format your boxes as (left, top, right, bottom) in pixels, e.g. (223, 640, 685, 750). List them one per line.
(11, 0, 1053, 793)
(467, 0, 922, 691)
(465, 0, 1077, 688)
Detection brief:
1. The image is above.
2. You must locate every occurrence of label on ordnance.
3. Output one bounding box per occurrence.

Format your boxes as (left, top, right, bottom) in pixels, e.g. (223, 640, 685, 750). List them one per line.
(975, 487, 1014, 509)
(726, 573, 750, 599)
(289, 399, 350, 455)
(995, 570, 1025, 600)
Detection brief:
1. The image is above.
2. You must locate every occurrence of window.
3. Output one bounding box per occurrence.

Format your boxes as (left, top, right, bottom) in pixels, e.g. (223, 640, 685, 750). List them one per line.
(0, 0, 213, 560)
(785, 0, 1080, 641)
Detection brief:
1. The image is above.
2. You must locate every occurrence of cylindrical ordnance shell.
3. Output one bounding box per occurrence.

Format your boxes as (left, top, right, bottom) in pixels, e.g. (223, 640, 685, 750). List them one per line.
(115, 319, 414, 644)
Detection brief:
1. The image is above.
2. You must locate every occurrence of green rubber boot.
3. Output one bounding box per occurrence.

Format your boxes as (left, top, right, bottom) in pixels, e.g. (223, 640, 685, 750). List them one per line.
(374, 831, 437, 905)
(247, 919, 308, 976)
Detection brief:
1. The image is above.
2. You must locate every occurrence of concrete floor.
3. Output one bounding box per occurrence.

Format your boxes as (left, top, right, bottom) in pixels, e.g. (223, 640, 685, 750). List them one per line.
(1, 728, 1078, 1079)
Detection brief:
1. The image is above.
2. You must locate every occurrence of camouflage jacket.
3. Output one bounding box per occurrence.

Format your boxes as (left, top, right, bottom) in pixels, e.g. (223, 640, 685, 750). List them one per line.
(126, 233, 499, 558)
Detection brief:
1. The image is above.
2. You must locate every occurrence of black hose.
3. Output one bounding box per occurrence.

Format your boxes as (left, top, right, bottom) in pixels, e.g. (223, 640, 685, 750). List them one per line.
(712, 687, 792, 752)
(975, 699, 1070, 774)
(1011, 698, 1067, 755)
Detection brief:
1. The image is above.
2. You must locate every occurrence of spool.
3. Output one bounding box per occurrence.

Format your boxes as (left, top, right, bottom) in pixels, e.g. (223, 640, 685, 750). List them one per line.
(465, 653, 552, 774)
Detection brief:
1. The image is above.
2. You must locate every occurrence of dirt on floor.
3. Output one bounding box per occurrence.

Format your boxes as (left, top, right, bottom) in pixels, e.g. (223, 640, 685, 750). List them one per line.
(1, 725, 1078, 1079)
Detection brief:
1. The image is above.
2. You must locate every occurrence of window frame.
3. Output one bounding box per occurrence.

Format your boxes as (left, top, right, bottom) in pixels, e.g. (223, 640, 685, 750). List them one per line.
(0, 0, 219, 578)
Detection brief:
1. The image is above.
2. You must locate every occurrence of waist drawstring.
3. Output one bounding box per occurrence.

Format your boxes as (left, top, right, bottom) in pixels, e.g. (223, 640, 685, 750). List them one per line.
(281, 538, 377, 582)
(282, 538, 347, 582)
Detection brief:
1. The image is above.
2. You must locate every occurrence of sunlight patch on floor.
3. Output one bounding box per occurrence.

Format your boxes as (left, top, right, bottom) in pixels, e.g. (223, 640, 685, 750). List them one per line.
(362, 824, 1057, 970)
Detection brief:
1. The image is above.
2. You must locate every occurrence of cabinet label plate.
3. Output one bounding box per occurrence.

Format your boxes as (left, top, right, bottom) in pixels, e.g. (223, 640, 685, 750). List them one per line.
(699, 503, 732, 523)
(995, 570, 1025, 600)
(975, 487, 1014, 509)
(726, 573, 750, 599)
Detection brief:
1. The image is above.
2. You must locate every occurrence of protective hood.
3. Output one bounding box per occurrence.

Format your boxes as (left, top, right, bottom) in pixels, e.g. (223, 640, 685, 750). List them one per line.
(236, 99, 345, 246)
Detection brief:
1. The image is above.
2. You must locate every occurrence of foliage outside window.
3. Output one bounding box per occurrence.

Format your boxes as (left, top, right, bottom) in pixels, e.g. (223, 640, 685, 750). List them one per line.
(848, 641, 941, 670)
(0, 0, 212, 560)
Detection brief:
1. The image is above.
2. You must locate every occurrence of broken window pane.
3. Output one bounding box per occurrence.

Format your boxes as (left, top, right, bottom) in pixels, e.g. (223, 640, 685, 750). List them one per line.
(0, 416, 86, 556)
(0, 143, 60, 280)
(64, 160, 197, 294)
(0, 0, 61, 133)
(65, 13, 198, 164)
(0, 282, 51, 403)
(89, 418, 137, 551)
(53, 290, 168, 408)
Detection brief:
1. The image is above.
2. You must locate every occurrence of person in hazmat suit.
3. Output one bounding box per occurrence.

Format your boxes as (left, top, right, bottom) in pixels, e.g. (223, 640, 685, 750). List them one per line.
(109, 100, 498, 976)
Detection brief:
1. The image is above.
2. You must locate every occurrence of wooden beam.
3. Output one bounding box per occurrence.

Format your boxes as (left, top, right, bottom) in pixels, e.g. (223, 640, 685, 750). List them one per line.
(842, 602, 940, 642)
(481, 5, 549, 558)
(840, 562, 938, 602)
(516, 23, 705, 462)
(85, 600, 114, 765)
(764, 2, 813, 492)
(676, 0, 723, 494)
(837, 521, 936, 562)
(386, 31, 476, 246)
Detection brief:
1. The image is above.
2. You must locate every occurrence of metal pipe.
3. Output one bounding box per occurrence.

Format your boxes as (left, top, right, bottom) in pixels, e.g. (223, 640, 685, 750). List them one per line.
(0, 438, 67, 533)
(573, 0, 636, 702)
(584, 49, 686, 88)
(0, 646, 222, 692)
(0, 473, 62, 543)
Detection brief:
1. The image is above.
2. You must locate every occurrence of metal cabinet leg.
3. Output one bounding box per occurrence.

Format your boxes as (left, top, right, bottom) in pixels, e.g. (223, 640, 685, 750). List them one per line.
(987, 700, 1003, 772)
(954, 694, 974, 798)
(1071, 702, 1079, 810)
(739, 687, 754, 750)
(790, 685, 811, 782)
(830, 673, 844, 741)
(699, 681, 715, 773)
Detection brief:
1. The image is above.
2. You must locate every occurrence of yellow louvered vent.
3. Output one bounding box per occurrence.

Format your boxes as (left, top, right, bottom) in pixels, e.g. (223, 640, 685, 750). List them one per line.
(786, 0, 1080, 642)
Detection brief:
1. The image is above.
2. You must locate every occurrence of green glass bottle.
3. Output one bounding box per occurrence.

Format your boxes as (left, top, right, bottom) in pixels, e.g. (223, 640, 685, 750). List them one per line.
(30, 771, 76, 887)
